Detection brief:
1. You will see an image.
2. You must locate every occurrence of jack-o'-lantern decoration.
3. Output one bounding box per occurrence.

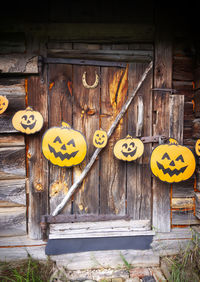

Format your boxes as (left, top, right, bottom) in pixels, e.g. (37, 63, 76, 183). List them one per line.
(93, 129, 107, 148)
(42, 122, 87, 167)
(195, 139, 200, 157)
(0, 96, 9, 114)
(150, 138, 196, 183)
(12, 107, 44, 134)
(113, 135, 144, 161)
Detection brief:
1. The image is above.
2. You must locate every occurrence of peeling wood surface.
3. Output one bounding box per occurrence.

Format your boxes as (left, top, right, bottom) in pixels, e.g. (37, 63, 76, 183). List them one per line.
(0, 55, 38, 73)
(0, 179, 26, 207)
(0, 134, 24, 147)
(0, 207, 26, 236)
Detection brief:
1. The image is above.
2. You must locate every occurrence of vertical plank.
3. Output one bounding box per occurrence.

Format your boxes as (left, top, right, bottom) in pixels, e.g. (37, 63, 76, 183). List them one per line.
(73, 65, 100, 214)
(152, 8, 172, 232)
(169, 95, 184, 144)
(127, 63, 152, 220)
(27, 66, 49, 239)
(48, 64, 73, 214)
(100, 66, 128, 215)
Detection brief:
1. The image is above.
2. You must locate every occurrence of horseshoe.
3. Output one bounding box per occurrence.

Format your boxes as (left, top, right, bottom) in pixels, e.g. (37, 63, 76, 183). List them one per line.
(82, 71, 99, 89)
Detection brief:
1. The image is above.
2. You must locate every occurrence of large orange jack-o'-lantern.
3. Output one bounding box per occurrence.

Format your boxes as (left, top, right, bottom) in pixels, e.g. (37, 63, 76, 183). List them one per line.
(150, 138, 196, 183)
(42, 122, 87, 167)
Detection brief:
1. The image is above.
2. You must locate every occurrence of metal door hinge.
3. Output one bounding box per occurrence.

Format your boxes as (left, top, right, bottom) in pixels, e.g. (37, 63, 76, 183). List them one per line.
(151, 88, 177, 94)
(141, 135, 167, 144)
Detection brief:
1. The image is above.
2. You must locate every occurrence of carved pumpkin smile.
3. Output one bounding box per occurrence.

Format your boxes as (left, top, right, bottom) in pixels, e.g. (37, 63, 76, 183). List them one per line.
(42, 122, 87, 167)
(114, 135, 144, 161)
(93, 129, 108, 148)
(150, 138, 196, 183)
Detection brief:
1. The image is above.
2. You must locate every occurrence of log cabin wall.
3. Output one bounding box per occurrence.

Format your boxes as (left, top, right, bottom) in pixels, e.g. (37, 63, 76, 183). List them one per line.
(0, 3, 199, 241)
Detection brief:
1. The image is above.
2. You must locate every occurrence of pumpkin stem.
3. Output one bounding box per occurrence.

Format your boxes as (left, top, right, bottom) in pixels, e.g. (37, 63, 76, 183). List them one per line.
(168, 138, 178, 145)
(26, 106, 33, 111)
(61, 122, 71, 128)
(126, 134, 132, 139)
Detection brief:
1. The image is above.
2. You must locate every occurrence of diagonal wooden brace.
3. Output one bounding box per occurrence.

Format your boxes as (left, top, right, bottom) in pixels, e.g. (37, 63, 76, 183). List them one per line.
(52, 61, 153, 216)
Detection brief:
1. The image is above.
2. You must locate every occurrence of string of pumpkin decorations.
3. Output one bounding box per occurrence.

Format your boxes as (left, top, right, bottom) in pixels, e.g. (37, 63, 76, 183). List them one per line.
(7, 60, 198, 217)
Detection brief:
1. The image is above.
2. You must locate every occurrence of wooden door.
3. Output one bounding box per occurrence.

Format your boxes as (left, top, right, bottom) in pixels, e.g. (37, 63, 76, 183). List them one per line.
(45, 61, 153, 238)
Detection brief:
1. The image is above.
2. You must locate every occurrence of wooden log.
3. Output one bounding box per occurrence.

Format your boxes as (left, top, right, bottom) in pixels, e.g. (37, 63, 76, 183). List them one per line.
(0, 32, 25, 54)
(0, 134, 24, 147)
(173, 56, 194, 81)
(152, 7, 172, 232)
(0, 206, 26, 236)
(0, 147, 25, 179)
(0, 54, 38, 73)
(192, 118, 200, 138)
(194, 192, 200, 219)
(194, 89, 200, 117)
(0, 179, 26, 207)
(47, 23, 154, 43)
(172, 210, 200, 225)
(52, 61, 153, 216)
(171, 198, 194, 209)
(172, 178, 195, 197)
(0, 78, 26, 96)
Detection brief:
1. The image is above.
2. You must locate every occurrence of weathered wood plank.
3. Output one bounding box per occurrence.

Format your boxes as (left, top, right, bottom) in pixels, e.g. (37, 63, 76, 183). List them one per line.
(0, 147, 25, 179)
(0, 207, 26, 236)
(73, 64, 100, 215)
(0, 32, 25, 54)
(173, 56, 194, 81)
(172, 210, 200, 225)
(0, 78, 25, 96)
(0, 134, 24, 147)
(194, 192, 200, 219)
(0, 54, 38, 73)
(27, 67, 48, 239)
(152, 7, 172, 232)
(0, 97, 26, 133)
(172, 178, 195, 197)
(49, 219, 152, 239)
(48, 64, 73, 215)
(169, 95, 184, 144)
(100, 66, 128, 215)
(47, 23, 154, 43)
(0, 179, 26, 206)
(171, 198, 194, 209)
(127, 62, 152, 220)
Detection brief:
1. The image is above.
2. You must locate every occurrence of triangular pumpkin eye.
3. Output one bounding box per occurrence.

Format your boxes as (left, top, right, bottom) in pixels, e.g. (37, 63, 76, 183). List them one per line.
(67, 139, 76, 147)
(176, 154, 184, 162)
(53, 136, 62, 143)
(162, 153, 171, 160)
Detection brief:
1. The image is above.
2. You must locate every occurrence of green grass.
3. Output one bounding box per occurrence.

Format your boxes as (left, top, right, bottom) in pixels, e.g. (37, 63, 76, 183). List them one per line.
(167, 232, 200, 282)
(0, 256, 54, 282)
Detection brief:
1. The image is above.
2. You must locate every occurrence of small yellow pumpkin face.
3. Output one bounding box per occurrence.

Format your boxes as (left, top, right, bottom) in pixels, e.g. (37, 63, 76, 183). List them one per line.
(93, 129, 107, 148)
(12, 107, 44, 134)
(114, 135, 144, 161)
(0, 96, 9, 114)
(42, 122, 87, 167)
(150, 138, 196, 183)
(195, 139, 200, 156)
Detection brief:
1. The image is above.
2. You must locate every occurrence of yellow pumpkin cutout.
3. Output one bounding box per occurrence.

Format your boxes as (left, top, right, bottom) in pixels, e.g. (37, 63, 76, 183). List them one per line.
(93, 129, 107, 148)
(12, 107, 44, 134)
(195, 139, 200, 157)
(113, 135, 144, 161)
(150, 138, 196, 183)
(0, 96, 9, 114)
(42, 122, 87, 167)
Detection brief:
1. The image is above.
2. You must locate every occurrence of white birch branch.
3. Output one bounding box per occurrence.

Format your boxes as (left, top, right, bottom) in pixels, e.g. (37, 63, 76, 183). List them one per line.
(52, 61, 153, 216)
